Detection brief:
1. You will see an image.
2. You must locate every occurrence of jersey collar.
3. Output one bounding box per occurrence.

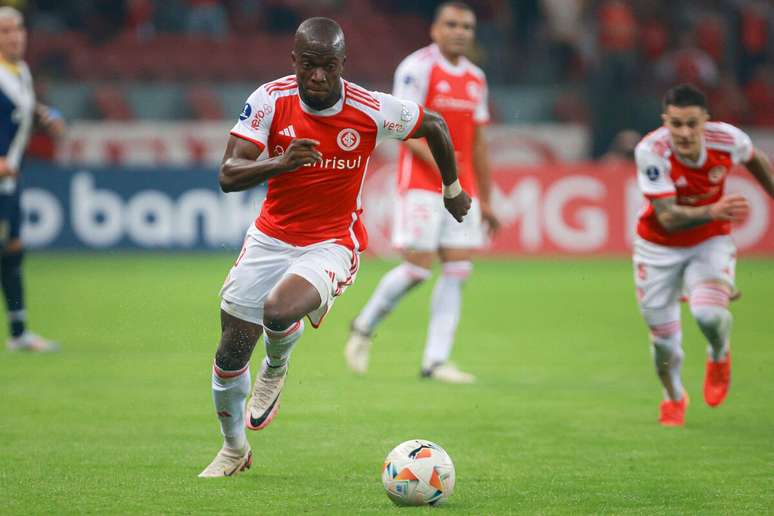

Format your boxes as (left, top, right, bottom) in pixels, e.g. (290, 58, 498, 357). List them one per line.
(430, 43, 468, 76)
(673, 140, 707, 168)
(298, 79, 345, 117)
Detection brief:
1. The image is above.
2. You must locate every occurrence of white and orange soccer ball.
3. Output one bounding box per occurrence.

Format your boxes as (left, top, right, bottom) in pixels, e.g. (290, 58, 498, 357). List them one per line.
(381, 439, 455, 506)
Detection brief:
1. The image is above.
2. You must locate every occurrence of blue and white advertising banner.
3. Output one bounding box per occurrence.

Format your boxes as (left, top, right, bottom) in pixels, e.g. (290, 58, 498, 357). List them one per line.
(20, 161, 263, 250)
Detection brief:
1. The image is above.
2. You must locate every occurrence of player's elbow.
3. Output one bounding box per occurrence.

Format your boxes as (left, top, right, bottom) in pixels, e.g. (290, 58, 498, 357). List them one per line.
(218, 166, 236, 193)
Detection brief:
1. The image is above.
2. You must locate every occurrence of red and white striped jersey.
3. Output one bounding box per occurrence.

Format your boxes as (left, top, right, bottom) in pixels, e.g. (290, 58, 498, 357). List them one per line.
(392, 44, 489, 197)
(230, 75, 424, 251)
(634, 121, 754, 247)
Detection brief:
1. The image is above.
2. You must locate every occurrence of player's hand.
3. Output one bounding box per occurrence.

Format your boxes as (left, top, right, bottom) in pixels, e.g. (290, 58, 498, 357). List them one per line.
(709, 194, 749, 223)
(36, 105, 65, 138)
(0, 158, 16, 178)
(480, 201, 501, 236)
(278, 138, 323, 172)
(444, 190, 472, 223)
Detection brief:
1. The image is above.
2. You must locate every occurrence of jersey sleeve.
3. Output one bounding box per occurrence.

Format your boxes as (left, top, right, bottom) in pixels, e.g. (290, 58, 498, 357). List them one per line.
(473, 77, 490, 125)
(392, 57, 429, 105)
(719, 122, 754, 164)
(373, 91, 424, 144)
(229, 86, 275, 154)
(635, 142, 675, 198)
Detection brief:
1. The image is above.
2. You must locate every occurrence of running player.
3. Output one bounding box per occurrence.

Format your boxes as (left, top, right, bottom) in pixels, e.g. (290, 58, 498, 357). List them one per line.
(0, 7, 64, 352)
(344, 2, 499, 384)
(199, 17, 471, 477)
(633, 84, 774, 426)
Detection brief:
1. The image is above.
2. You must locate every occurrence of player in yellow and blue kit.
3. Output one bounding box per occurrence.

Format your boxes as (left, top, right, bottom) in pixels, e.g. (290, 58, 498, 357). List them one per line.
(0, 7, 64, 352)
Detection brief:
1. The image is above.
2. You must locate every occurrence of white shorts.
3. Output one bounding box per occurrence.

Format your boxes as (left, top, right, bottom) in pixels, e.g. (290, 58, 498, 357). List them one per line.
(220, 225, 359, 327)
(391, 189, 483, 252)
(633, 235, 736, 315)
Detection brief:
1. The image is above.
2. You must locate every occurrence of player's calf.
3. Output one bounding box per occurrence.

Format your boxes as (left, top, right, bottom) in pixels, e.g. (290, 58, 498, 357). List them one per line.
(689, 282, 732, 362)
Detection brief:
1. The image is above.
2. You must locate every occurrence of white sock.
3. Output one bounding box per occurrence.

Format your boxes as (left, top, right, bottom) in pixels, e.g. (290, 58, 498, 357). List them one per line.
(422, 261, 471, 370)
(354, 262, 430, 335)
(648, 321, 684, 401)
(689, 284, 732, 361)
(212, 363, 250, 450)
(264, 320, 304, 369)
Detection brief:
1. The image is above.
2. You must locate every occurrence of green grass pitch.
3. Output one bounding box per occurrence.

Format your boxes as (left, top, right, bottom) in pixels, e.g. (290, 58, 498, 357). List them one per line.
(2, 254, 773, 514)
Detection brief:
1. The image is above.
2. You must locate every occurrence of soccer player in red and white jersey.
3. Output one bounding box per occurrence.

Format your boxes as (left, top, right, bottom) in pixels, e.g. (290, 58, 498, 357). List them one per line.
(633, 84, 774, 426)
(345, 2, 499, 384)
(198, 18, 471, 477)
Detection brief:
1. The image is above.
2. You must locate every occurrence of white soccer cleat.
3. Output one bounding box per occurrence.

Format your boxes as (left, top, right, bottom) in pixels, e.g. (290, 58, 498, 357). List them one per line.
(198, 445, 252, 478)
(244, 360, 286, 431)
(7, 332, 60, 353)
(345, 329, 372, 374)
(422, 362, 476, 384)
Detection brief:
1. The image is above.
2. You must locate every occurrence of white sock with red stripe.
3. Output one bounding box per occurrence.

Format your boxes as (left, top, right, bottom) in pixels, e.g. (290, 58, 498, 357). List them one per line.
(354, 262, 431, 335)
(422, 261, 471, 370)
(264, 320, 304, 369)
(689, 283, 732, 361)
(648, 321, 685, 402)
(212, 363, 250, 451)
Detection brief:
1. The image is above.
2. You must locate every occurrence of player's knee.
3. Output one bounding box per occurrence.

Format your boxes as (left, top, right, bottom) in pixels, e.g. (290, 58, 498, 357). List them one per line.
(262, 300, 299, 332)
(441, 260, 472, 282)
(689, 283, 731, 328)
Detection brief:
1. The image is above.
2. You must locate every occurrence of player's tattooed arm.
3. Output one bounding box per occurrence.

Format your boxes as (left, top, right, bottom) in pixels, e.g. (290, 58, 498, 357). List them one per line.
(652, 194, 749, 232)
(219, 136, 322, 192)
(744, 148, 774, 199)
(410, 109, 471, 222)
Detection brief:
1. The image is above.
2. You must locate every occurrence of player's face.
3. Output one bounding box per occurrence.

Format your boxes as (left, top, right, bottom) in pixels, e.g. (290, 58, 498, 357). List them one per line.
(431, 7, 476, 58)
(0, 16, 25, 62)
(662, 105, 708, 160)
(293, 48, 345, 111)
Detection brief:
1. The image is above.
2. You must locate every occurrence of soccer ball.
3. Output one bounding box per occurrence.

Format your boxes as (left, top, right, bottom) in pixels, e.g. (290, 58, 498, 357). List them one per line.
(381, 439, 455, 506)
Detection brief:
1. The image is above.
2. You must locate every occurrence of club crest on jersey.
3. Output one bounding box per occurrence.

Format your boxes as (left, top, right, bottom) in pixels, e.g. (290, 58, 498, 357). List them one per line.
(645, 166, 660, 181)
(273, 145, 285, 156)
(337, 128, 360, 151)
(708, 165, 727, 184)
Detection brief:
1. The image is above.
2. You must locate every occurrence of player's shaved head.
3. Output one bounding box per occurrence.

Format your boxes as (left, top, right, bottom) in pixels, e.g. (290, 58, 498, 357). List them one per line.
(292, 18, 346, 111)
(294, 17, 346, 57)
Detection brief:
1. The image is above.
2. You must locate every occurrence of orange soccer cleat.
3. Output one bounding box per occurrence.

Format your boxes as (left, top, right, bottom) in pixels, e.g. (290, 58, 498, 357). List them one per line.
(659, 394, 689, 427)
(704, 353, 731, 407)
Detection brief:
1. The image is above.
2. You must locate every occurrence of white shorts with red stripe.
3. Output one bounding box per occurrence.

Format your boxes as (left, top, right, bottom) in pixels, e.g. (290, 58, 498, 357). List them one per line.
(220, 224, 359, 328)
(392, 189, 483, 252)
(633, 235, 736, 314)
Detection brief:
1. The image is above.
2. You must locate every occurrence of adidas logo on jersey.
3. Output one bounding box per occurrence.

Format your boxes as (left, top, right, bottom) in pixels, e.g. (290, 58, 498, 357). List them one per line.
(436, 80, 451, 93)
(675, 176, 688, 187)
(279, 125, 297, 137)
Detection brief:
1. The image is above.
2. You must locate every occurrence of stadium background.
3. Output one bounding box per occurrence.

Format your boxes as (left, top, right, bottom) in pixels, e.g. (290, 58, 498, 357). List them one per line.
(4, 1, 774, 514)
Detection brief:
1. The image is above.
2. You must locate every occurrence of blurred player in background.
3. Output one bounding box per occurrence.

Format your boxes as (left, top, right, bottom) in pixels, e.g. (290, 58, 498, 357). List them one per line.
(633, 84, 774, 426)
(199, 17, 471, 477)
(345, 2, 499, 384)
(0, 7, 64, 353)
